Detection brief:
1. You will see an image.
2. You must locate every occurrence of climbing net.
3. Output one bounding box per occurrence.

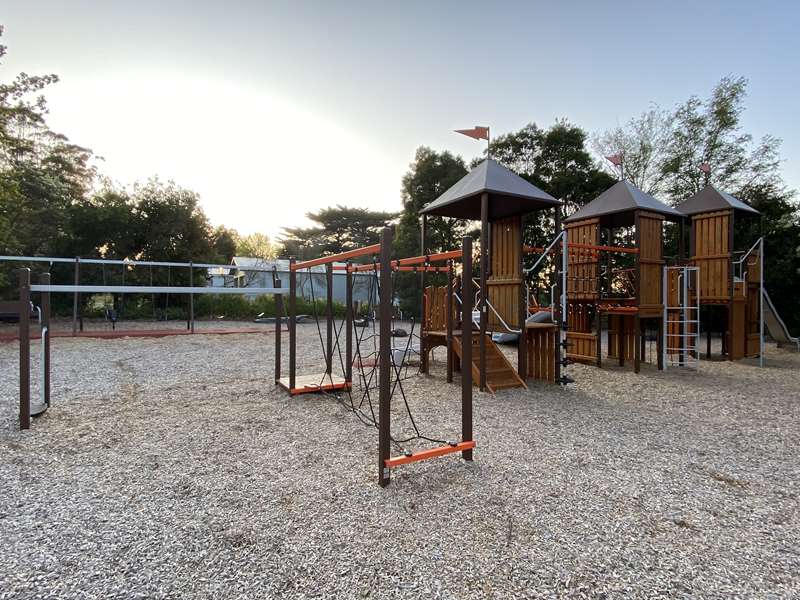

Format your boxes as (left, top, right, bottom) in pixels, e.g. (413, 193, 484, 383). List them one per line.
(300, 258, 451, 454)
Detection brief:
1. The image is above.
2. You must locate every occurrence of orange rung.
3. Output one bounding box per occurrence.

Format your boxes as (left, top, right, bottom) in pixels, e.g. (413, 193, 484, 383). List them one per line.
(384, 440, 475, 468)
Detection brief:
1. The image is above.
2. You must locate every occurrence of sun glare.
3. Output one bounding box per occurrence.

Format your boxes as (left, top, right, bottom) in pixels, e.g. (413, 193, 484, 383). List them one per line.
(43, 73, 402, 238)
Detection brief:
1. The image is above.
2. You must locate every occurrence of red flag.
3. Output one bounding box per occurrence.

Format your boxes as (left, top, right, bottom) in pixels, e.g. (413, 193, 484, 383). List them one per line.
(699, 162, 711, 173)
(605, 153, 623, 167)
(455, 126, 490, 141)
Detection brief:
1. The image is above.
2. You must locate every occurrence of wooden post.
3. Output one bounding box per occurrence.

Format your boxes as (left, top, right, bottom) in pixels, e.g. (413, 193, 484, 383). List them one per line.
(618, 316, 625, 367)
(517, 223, 527, 380)
(461, 236, 474, 461)
(706, 305, 712, 359)
(188, 262, 195, 333)
(19, 269, 31, 430)
(288, 257, 297, 391)
(554, 208, 563, 383)
(678, 219, 686, 262)
(420, 215, 427, 321)
(41, 273, 51, 407)
(272, 267, 283, 383)
(72, 257, 81, 334)
(326, 262, 333, 375)
(378, 227, 393, 487)
(596, 307, 602, 368)
(446, 260, 454, 384)
(727, 211, 735, 361)
(420, 287, 428, 375)
(634, 211, 641, 373)
(657, 314, 664, 370)
(345, 263, 353, 384)
(479, 192, 488, 391)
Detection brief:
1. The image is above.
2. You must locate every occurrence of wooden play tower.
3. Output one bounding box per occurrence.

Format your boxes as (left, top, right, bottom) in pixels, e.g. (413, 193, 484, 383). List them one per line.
(561, 181, 685, 373)
(676, 185, 764, 363)
(418, 158, 564, 391)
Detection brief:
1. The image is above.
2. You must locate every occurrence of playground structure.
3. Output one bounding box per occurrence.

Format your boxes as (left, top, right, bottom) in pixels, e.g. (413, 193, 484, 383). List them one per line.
(419, 158, 568, 389)
(560, 181, 688, 373)
(8, 164, 794, 489)
(676, 185, 766, 365)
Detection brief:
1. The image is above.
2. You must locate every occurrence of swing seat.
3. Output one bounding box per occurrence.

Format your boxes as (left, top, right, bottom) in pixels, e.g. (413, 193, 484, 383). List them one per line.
(277, 373, 351, 396)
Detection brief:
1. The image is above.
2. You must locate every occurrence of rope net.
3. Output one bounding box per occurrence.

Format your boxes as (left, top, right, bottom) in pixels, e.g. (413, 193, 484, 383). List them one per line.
(298, 259, 453, 454)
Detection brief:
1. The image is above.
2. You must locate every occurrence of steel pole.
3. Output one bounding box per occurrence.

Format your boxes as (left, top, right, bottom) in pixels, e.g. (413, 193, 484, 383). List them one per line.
(378, 227, 393, 487)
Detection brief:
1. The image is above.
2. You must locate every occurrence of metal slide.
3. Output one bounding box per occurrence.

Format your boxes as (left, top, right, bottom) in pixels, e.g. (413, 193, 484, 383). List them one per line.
(763, 289, 799, 350)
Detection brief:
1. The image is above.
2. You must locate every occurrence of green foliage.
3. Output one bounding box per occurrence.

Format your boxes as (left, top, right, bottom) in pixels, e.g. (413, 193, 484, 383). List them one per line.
(280, 205, 397, 259)
(234, 231, 277, 259)
(489, 121, 616, 217)
(394, 147, 468, 315)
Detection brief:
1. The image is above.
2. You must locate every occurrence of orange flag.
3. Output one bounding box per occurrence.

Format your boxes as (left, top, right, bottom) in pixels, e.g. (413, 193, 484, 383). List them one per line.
(455, 126, 490, 141)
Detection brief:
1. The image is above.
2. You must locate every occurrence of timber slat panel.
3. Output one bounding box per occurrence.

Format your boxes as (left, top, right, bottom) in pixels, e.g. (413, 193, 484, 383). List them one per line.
(565, 219, 599, 301)
(488, 217, 521, 330)
(692, 211, 731, 302)
(526, 324, 557, 383)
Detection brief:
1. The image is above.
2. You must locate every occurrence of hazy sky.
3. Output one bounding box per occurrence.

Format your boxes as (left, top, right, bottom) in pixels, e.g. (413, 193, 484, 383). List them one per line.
(4, 1, 799, 238)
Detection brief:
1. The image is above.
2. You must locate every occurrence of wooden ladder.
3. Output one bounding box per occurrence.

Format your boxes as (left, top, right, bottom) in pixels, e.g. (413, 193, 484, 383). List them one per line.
(452, 333, 527, 394)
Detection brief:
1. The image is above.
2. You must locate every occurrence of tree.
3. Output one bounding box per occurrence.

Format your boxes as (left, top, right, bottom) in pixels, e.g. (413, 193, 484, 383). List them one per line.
(280, 205, 397, 259)
(661, 76, 785, 201)
(213, 226, 239, 262)
(234, 232, 277, 260)
(131, 179, 217, 264)
(592, 107, 673, 194)
(489, 121, 615, 249)
(394, 147, 468, 315)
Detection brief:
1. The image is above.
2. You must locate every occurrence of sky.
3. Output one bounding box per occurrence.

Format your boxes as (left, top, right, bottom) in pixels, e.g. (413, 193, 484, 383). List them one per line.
(3, 1, 799, 239)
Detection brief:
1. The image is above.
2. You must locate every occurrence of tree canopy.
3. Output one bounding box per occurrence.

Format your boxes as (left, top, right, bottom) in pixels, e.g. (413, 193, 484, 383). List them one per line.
(280, 205, 397, 259)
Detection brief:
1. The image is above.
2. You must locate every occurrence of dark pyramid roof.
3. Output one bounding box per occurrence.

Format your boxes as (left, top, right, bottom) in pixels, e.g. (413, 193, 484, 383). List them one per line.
(563, 180, 683, 227)
(420, 158, 561, 220)
(675, 184, 760, 216)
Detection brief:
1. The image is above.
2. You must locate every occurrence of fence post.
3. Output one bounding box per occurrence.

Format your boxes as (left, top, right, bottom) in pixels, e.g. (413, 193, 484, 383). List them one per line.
(19, 268, 31, 430)
(72, 257, 81, 334)
(188, 262, 194, 332)
(41, 272, 51, 407)
(461, 237, 473, 461)
(288, 257, 297, 391)
(378, 227, 393, 487)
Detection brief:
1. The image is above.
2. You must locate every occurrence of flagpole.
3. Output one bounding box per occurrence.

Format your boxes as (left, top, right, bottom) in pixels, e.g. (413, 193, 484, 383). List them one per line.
(487, 126, 491, 159)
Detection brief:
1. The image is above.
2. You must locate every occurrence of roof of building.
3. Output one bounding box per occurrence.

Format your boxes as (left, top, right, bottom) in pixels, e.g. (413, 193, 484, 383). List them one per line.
(563, 180, 683, 227)
(420, 158, 561, 220)
(675, 184, 760, 216)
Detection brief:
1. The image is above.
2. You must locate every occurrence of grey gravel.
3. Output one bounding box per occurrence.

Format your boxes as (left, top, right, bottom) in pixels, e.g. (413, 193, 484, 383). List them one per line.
(1, 321, 798, 599)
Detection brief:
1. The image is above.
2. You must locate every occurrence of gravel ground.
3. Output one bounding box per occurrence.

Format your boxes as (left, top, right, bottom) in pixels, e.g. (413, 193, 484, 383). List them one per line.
(1, 322, 798, 599)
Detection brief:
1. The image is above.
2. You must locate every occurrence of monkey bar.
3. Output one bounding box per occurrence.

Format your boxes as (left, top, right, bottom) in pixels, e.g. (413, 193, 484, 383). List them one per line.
(524, 243, 639, 255)
(346, 249, 462, 273)
(291, 244, 381, 271)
